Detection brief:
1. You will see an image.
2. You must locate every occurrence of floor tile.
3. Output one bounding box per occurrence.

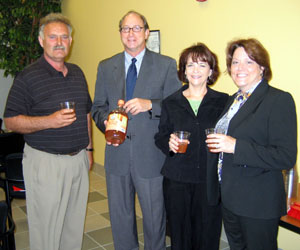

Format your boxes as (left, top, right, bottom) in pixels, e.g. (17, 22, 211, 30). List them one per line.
(12, 198, 27, 207)
(102, 243, 115, 250)
(101, 212, 110, 221)
(136, 217, 144, 234)
(82, 234, 100, 250)
(166, 235, 171, 247)
(87, 227, 113, 245)
(86, 206, 97, 217)
(88, 191, 106, 203)
(11, 206, 27, 220)
(135, 199, 142, 218)
(88, 199, 109, 214)
(98, 189, 107, 198)
(15, 218, 28, 233)
(90, 180, 107, 191)
(220, 239, 229, 249)
(19, 205, 27, 214)
(15, 231, 30, 249)
(138, 234, 144, 245)
(1, 163, 230, 250)
(0, 189, 5, 200)
(84, 214, 110, 232)
(89, 172, 103, 184)
(92, 163, 106, 177)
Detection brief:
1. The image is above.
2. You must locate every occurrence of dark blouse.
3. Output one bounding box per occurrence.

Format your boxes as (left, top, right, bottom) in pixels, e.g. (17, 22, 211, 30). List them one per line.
(155, 85, 229, 183)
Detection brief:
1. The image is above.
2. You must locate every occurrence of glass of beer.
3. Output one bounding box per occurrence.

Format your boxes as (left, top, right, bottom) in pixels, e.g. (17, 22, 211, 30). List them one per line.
(205, 128, 225, 152)
(174, 131, 191, 153)
(60, 101, 76, 111)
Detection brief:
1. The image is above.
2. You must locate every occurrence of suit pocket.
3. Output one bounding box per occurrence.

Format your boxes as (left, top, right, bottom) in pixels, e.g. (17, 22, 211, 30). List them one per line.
(240, 165, 270, 177)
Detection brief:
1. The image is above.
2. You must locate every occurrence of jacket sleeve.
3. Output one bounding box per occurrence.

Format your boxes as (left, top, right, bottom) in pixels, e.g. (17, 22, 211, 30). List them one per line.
(234, 91, 297, 170)
(150, 58, 181, 120)
(154, 100, 174, 155)
(91, 62, 109, 133)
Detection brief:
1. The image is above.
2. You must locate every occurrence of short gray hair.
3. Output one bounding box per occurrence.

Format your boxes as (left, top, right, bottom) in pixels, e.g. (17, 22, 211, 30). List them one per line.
(39, 13, 72, 39)
(119, 10, 149, 32)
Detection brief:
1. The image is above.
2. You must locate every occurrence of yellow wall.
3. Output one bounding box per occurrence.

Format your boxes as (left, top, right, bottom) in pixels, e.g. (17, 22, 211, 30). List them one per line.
(61, 0, 300, 247)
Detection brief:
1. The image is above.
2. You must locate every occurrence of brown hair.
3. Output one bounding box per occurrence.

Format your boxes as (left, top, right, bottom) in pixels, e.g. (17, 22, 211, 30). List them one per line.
(226, 38, 272, 81)
(178, 43, 220, 85)
(119, 10, 149, 32)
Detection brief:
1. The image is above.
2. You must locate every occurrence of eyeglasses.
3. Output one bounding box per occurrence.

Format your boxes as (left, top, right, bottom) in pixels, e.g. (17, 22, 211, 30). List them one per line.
(120, 26, 144, 33)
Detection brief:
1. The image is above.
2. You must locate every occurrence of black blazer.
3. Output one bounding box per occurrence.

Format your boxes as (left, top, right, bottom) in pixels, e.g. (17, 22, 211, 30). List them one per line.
(207, 79, 297, 219)
(155, 85, 229, 183)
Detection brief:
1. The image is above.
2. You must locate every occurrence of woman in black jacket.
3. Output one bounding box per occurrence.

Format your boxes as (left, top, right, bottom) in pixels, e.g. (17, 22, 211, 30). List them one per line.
(155, 43, 229, 250)
(206, 38, 297, 250)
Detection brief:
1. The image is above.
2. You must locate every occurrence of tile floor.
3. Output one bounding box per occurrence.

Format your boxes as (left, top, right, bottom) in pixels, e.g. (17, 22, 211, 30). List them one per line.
(0, 163, 229, 250)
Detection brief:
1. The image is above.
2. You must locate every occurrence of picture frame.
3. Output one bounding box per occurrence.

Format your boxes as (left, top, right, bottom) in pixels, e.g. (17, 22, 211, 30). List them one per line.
(146, 30, 160, 53)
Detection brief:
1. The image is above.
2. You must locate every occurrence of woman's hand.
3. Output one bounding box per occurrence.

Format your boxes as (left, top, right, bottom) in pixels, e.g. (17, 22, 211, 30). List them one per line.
(169, 133, 180, 153)
(205, 134, 236, 154)
(169, 133, 190, 153)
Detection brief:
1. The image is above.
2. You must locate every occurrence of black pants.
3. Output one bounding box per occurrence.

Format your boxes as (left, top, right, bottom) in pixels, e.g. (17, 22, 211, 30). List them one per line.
(222, 206, 280, 250)
(163, 178, 222, 250)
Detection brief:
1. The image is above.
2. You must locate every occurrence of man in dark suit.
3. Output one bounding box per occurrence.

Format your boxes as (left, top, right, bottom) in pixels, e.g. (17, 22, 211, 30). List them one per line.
(91, 10, 181, 250)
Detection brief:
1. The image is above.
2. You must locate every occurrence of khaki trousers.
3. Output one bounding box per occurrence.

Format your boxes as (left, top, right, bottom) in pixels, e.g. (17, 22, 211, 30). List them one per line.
(23, 144, 89, 250)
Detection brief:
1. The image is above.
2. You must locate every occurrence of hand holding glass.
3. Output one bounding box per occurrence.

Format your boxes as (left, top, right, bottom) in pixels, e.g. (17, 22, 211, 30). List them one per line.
(59, 101, 75, 113)
(174, 131, 191, 153)
(60, 101, 75, 110)
(205, 128, 225, 152)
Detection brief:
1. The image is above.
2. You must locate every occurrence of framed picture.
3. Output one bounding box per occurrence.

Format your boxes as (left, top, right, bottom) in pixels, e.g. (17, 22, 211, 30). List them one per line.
(146, 30, 160, 53)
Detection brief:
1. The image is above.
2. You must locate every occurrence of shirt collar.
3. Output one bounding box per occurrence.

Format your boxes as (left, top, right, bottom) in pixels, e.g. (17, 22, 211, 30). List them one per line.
(124, 49, 146, 64)
(236, 79, 262, 99)
(39, 55, 69, 77)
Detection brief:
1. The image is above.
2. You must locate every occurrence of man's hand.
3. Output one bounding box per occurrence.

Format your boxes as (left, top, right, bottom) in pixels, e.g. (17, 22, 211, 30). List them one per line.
(4, 109, 77, 134)
(104, 120, 120, 147)
(86, 151, 94, 170)
(123, 98, 152, 115)
(49, 109, 76, 128)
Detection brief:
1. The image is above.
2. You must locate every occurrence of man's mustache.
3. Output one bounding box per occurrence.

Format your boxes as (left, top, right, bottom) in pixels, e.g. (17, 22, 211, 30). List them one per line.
(53, 45, 65, 50)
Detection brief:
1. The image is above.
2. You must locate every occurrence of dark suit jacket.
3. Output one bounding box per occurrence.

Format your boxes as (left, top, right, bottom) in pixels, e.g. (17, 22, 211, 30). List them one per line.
(92, 49, 181, 178)
(207, 79, 297, 219)
(155, 85, 229, 183)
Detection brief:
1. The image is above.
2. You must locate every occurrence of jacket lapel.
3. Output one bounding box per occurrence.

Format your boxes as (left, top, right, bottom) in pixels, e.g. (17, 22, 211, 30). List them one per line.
(112, 53, 126, 100)
(176, 85, 196, 117)
(175, 86, 228, 118)
(133, 49, 153, 99)
(228, 79, 269, 133)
